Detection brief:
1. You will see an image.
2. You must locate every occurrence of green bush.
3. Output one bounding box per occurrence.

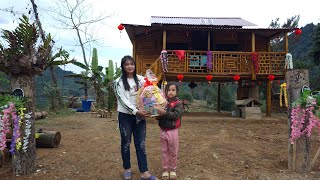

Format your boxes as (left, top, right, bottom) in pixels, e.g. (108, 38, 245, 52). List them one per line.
(178, 92, 193, 102)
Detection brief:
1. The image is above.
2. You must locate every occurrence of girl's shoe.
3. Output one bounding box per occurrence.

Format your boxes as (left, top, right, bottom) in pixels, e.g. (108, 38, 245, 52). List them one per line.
(169, 171, 177, 180)
(161, 171, 169, 180)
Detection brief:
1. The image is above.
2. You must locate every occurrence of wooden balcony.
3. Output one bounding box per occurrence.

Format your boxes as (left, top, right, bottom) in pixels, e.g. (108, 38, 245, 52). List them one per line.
(150, 50, 287, 82)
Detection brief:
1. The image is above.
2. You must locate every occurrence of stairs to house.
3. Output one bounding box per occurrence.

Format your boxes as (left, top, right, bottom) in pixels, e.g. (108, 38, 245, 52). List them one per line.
(149, 57, 163, 82)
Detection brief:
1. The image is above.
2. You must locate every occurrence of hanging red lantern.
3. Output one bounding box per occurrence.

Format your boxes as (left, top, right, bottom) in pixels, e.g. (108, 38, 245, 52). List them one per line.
(268, 74, 275, 81)
(118, 24, 124, 31)
(276, 80, 281, 84)
(205, 75, 213, 84)
(233, 75, 241, 81)
(294, 28, 302, 35)
(177, 74, 184, 83)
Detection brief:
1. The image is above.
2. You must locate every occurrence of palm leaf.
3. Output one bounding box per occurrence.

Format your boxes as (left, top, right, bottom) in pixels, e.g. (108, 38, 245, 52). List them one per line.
(72, 61, 89, 70)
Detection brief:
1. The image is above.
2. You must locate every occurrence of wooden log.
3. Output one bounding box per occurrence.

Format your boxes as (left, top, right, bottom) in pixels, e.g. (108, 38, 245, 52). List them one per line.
(36, 131, 61, 148)
(35, 111, 48, 120)
(286, 69, 311, 173)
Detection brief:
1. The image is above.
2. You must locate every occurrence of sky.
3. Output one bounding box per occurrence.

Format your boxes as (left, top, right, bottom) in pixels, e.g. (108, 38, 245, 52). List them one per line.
(0, 0, 319, 74)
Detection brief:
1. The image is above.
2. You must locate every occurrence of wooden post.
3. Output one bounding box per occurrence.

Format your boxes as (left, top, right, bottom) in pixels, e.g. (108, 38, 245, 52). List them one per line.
(162, 30, 167, 50)
(284, 33, 289, 53)
(133, 39, 137, 71)
(237, 80, 242, 100)
(217, 82, 221, 112)
(266, 80, 272, 117)
(267, 37, 271, 52)
(251, 32, 255, 52)
(251, 32, 256, 80)
(286, 69, 311, 173)
(207, 31, 211, 51)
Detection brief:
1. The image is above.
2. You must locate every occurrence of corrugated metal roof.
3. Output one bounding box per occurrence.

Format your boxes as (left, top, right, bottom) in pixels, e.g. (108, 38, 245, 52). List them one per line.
(150, 16, 256, 27)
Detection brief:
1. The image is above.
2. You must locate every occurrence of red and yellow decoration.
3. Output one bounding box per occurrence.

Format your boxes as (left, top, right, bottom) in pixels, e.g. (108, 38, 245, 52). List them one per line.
(233, 74, 241, 81)
(294, 28, 302, 35)
(177, 74, 184, 84)
(268, 74, 275, 81)
(174, 50, 185, 61)
(205, 75, 213, 84)
(251, 52, 259, 73)
(118, 24, 124, 31)
(280, 83, 288, 107)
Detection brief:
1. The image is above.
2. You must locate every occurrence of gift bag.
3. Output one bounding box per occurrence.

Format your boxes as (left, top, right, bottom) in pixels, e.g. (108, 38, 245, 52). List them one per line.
(137, 69, 167, 117)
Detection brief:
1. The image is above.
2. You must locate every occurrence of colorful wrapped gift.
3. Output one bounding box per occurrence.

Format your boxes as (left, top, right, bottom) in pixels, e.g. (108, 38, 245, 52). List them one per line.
(137, 69, 167, 117)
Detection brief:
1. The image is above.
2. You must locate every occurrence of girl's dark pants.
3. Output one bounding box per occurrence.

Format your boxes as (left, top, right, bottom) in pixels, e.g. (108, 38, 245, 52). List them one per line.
(118, 112, 148, 173)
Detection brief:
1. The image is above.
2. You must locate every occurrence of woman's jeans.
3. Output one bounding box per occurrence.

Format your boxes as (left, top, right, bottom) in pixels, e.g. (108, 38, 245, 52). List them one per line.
(118, 112, 148, 173)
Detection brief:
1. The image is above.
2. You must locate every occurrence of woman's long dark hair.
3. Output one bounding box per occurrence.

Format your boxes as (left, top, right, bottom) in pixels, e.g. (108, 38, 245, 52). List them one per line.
(121, 55, 139, 91)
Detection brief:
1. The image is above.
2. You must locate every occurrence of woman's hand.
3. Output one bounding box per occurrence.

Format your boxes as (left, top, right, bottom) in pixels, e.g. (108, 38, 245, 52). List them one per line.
(136, 110, 150, 118)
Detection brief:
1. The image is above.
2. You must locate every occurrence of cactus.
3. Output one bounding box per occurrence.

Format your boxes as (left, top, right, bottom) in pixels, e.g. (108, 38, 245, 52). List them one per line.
(91, 48, 98, 70)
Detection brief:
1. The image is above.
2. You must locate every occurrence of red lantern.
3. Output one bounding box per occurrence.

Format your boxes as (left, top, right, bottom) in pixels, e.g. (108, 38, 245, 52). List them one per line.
(276, 80, 281, 84)
(177, 74, 184, 83)
(294, 29, 302, 35)
(206, 75, 213, 84)
(118, 24, 124, 31)
(268, 74, 275, 81)
(233, 75, 240, 81)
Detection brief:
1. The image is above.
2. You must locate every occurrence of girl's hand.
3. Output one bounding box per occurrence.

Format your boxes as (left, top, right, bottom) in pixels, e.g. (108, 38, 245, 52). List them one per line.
(136, 110, 150, 118)
(156, 108, 166, 116)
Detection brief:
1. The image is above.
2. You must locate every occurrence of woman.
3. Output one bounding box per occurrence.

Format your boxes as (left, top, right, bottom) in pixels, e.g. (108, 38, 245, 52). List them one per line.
(113, 55, 157, 180)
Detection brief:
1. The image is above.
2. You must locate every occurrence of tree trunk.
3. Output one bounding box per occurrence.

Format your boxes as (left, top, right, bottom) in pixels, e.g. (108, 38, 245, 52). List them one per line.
(50, 66, 62, 111)
(84, 82, 88, 99)
(9, 74, 36, 175)
(286, 69, 311, 173)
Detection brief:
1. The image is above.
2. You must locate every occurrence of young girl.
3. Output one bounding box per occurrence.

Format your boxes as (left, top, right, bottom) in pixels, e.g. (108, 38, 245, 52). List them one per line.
(156, 82, 183, 180)
(114, 55, 157, 180)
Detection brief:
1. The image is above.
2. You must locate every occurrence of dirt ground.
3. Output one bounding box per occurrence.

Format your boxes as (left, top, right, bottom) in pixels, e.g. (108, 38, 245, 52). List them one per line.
(2, 105, 320, 179)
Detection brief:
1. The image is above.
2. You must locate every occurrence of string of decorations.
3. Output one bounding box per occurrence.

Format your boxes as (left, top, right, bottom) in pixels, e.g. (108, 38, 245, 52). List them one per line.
(251, 52, 260, 73)
(0, 105, 10, 151)
(0, 103, 32, 155)
(280, 83, 288, 107)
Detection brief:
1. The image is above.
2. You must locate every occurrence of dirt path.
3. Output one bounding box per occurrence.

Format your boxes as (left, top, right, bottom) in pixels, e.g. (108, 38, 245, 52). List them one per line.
(2, 111, 320, 179)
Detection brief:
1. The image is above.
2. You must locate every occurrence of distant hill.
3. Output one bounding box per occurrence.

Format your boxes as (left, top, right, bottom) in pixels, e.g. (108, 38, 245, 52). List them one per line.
(35, 66, 82, 97)
(272, 23, 319, 89)
(289, 23, 316, 61)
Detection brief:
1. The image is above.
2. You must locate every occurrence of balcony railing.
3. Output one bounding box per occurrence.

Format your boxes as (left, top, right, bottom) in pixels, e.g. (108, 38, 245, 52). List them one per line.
(166, 50, 286, 75)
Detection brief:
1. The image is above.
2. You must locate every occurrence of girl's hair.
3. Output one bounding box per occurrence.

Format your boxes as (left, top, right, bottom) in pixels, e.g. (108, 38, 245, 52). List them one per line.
(165, 82, 179, 97)
(121, 55, 139, 91)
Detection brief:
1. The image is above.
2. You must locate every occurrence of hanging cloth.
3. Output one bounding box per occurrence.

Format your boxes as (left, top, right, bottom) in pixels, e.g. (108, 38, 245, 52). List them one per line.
(174, 50, 185, 61)
(160, 50, 168, 72)
(206, 51, 213, 71)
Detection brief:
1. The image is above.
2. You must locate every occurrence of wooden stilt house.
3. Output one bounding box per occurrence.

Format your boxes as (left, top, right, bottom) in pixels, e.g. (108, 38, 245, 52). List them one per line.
(122, 16, 295, 116)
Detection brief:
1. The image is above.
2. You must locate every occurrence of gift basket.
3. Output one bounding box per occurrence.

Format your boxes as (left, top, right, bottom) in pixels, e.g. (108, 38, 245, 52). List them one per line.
(137, 69, 167, 117)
